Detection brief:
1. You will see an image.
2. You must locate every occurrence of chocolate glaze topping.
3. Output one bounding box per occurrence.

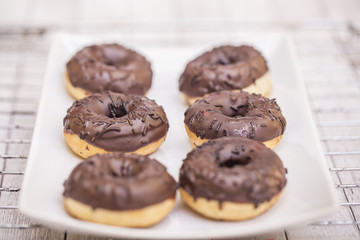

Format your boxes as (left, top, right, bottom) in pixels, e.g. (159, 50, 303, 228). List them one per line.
(63, 91, 169, 152)
(184, 91, 286, 142)
(179, 45, 268, 98)
(179, 137, 287, 206)
(66, 44, 152, 95)
(63, 153, 177, 210)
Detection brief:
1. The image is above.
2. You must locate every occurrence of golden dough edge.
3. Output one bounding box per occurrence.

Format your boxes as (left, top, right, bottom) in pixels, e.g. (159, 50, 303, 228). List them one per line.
(64, 197, 175, 227)
(64, 132, 167, 158)
(180, 188, 283, 221)
(185, 124, 283, 150)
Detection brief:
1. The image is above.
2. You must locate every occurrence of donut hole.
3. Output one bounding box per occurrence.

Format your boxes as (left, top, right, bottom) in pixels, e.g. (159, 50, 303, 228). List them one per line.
(215, 51, 250, 66)
(215, 56, 238, 65)
(102, 45, 128, 67)
(104, 60, 117, 66)
(220, 104, 249, 118)
(104, 57, 127, 67)
(108, 159, 142, 178)
(219, 156, 251, 168)
(107, 103, 128, 118)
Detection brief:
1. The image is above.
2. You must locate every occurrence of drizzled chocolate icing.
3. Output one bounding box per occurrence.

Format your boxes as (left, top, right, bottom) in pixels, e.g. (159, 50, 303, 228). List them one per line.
(66, 44, 152, 95)
(63, 153, 177, 210)
(184, 91, 286, 142)
(63, 91, 169, 152)
(179, 137, 287, 206)
(179, 45, 268, 98)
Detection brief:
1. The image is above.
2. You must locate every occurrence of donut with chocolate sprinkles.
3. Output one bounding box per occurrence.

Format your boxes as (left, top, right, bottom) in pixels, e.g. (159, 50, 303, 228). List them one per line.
(63, 152, 177, 227)
(63, 91, 169, 158)
(179, 45, 271, 105)
(179, 137, 287, 221)
(65, 43, 152, 100)
(184, 91, 286, 149)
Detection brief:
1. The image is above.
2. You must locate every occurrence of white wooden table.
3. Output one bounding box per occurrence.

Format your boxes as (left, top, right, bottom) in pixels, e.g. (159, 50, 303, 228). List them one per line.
(1, 0, 360, 239)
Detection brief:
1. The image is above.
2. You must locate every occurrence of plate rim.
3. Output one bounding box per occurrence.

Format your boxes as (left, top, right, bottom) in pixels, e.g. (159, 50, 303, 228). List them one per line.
(18, 31, 339, 239)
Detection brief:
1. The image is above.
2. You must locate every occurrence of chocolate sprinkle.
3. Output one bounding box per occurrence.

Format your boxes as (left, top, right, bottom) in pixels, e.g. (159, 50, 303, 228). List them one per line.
(209, 119, 218, 129)
(188, 112, 196, 126)
(215, 122, 223, 133)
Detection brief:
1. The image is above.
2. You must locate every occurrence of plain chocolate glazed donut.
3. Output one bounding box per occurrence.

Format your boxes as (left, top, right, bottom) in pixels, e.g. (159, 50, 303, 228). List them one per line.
(184, 91, 286, 149)
(179, 45, 270, 104)
(63, 91, 169, 157)
(64, 153, 177, 210)
(63, 153, 177, 227)
(66, 44, 152, 99)
(179, 137, 287, 220)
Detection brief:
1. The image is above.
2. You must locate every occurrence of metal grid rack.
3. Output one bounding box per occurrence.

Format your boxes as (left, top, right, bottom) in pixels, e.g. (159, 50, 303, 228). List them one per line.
(0, 22, 359, 239)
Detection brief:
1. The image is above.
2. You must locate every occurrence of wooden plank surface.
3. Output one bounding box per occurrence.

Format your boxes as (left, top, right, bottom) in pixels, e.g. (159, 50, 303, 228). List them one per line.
(0, 0, 360, 239)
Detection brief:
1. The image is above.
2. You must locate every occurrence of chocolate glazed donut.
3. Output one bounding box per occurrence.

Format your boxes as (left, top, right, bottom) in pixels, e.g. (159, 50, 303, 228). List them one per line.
(63, 91, 169, 158)
(63, 153, 177, 227)
(179, 45, 271, 104)
(179, 137, 287, 221)
(65, 44, 152, 100)
(184, 91, 286, 149)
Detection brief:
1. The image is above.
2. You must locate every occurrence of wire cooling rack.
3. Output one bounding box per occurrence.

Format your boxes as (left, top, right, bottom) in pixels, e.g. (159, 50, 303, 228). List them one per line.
(0, 25, 359, 239)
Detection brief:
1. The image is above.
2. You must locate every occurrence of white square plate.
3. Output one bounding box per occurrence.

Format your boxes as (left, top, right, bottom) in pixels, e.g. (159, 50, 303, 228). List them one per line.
(19, 32, 338, 239)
